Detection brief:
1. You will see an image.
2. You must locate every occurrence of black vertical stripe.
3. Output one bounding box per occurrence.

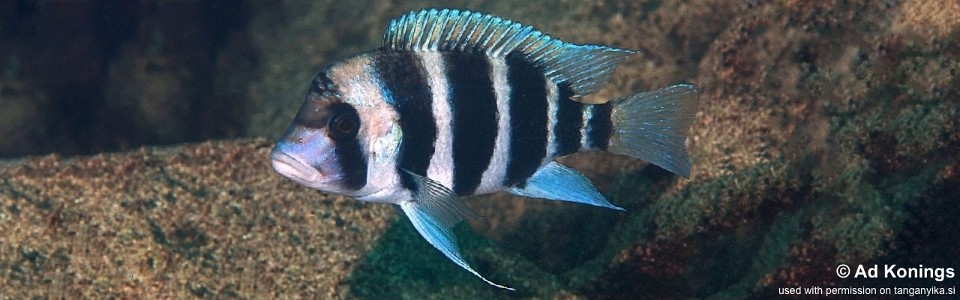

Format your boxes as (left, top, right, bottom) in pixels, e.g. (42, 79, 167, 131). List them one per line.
(327, 103, 368, 190)
(372, 50, 435, 190)
(587, 103, 613, 150)
(335, 140, 368, 190)
(553, 83, 582, 157)
(445, 52, 497, 196)
(504, 52, 548, 188)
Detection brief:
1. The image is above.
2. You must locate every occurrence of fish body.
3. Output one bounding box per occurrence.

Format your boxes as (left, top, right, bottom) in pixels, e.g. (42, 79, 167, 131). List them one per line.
(270, 9, 699, 290)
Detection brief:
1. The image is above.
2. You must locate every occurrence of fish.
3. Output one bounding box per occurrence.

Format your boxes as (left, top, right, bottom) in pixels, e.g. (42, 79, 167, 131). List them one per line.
(270, 8, 699, 290)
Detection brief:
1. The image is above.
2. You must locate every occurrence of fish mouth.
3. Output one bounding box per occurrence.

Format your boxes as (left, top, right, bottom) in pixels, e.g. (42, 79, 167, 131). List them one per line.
(270, 149, 322, 184)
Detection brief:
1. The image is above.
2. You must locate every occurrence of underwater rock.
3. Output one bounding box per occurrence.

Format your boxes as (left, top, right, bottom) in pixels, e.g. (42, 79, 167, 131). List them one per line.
(0, 139, 395, 298)
(562, 0, 960, 298)
(0, 138, 576, 298)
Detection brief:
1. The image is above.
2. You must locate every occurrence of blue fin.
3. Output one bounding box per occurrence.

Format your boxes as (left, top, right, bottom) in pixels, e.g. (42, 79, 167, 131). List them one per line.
(507, 162, 624, 211)
(607, 84, 700, 177)
(382, 8, 634, 97)
(397, 169, 514, 290)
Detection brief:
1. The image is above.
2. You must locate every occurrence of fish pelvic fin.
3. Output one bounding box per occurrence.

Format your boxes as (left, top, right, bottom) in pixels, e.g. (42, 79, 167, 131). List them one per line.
(397, 169, 514, 291)
(607, 84, 700, 178)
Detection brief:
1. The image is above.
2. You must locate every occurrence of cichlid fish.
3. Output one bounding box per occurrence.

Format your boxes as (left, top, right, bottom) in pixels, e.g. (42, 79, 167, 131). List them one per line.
(270, 8, 699, 290)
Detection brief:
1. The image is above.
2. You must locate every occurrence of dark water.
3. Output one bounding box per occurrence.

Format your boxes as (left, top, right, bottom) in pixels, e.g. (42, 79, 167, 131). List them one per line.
(1, 1, 249, 157)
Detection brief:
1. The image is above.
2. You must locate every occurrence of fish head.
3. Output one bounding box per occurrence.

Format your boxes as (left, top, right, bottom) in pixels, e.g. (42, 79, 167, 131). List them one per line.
(271, 66, 401, 199)
(271, 93, 358, 193)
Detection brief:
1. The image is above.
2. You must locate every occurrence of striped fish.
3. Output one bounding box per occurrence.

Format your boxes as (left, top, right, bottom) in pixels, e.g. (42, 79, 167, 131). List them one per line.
(270, 8, 699, 290)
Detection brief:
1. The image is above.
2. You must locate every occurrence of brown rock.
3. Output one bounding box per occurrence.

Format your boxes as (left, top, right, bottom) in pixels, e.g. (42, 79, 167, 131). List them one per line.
(0, 139, 394, 298)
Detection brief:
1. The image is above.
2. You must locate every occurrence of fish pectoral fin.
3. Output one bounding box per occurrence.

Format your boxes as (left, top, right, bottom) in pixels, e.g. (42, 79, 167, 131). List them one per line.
(507, 162, 625, 211)
(398, 169, 514, 290)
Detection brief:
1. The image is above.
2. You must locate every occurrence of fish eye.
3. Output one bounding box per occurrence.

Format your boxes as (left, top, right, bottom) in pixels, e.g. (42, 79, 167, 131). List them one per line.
(333, 116, 354, 133)
(328, 109, 360, 140)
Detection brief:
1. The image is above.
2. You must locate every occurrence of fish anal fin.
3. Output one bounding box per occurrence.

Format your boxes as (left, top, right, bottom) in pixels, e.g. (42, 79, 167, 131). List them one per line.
(398, 169, 514, 290)
(507, 162, 624, 211)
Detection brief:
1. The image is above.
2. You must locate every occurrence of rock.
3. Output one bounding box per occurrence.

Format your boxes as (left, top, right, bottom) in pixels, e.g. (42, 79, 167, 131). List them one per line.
(560, 0, 960, 298)
(0, 138, 576, 298)
(0, 139, 391, 298)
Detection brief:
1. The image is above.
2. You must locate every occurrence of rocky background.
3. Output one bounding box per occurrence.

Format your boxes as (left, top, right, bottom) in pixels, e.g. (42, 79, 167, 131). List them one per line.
(2, 0, 958, 298)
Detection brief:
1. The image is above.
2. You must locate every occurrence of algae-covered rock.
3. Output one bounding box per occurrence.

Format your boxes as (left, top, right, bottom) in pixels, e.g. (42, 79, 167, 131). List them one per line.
(560, 0, 960, 298)
(0, 139, 580, 298)
(0, 139, 391, 298)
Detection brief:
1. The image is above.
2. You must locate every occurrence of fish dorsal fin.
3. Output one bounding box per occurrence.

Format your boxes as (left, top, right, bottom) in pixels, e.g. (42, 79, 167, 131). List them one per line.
(382, 8, 635, 96)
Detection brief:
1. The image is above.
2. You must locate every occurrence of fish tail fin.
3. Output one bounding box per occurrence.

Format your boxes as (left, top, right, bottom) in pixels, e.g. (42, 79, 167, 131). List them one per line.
(605, 83, 699, 177)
